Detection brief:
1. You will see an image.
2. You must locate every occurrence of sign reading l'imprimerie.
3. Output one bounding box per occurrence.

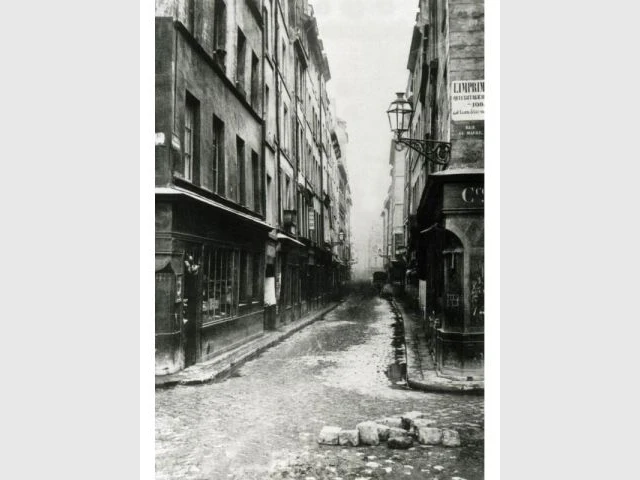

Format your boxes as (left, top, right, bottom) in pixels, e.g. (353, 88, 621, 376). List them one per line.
(451, 80, 484, 139)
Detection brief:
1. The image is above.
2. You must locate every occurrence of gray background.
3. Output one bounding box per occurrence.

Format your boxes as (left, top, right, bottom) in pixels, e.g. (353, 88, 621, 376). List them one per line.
(1, 0, 638, 479)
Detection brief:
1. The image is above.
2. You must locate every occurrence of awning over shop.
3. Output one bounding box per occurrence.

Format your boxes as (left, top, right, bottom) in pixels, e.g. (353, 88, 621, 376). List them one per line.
(156, 186, 272, 229)
(276, 232, 305, 247)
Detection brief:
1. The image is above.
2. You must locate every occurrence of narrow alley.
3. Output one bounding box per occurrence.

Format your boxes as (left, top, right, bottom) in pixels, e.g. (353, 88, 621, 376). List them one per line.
(156, 288, 484, 480)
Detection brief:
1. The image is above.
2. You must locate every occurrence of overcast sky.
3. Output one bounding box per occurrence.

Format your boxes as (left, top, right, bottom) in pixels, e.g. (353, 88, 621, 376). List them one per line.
(310, 0, 418, 271)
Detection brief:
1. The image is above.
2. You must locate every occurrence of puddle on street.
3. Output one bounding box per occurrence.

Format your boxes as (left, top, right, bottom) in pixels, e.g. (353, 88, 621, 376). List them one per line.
(385, 305, 408, 388)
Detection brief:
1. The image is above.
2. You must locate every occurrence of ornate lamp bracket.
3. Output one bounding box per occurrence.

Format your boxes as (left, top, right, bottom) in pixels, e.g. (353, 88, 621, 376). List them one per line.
(395, 137, 451, 166)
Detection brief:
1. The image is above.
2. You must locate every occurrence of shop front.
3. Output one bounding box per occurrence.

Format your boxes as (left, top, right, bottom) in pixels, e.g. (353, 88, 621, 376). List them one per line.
(155, 190, 271, 375)
(417, 171, 484, 380)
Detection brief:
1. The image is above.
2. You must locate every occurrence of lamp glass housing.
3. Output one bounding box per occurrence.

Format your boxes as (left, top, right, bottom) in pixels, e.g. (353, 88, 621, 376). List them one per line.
(386, 92, 413, 138)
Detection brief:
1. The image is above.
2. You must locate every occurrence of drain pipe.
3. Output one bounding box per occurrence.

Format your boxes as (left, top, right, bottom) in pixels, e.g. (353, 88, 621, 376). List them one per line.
(275, 9, 282, 227)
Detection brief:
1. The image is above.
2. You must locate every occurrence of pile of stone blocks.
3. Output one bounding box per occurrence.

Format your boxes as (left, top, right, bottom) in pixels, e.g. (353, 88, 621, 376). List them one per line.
(317, 411, 461, 449)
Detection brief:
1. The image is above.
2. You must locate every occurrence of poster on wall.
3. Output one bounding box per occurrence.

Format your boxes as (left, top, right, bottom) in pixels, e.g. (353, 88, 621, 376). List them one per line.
(451, 80, 485, 139)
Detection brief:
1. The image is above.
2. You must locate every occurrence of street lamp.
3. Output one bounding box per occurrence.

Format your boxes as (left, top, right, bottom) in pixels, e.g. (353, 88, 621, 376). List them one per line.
(386, 92, 451, 165)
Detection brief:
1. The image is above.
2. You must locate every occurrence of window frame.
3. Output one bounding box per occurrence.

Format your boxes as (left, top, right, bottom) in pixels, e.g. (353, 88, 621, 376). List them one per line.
(212, 115, 225, 195)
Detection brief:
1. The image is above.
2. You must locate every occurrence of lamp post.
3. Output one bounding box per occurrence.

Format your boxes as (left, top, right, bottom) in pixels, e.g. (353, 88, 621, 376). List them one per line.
(386, 92, 451, 165)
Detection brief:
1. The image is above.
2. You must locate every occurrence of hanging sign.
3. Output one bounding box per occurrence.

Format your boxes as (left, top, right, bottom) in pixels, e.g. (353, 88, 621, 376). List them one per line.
(308, 207, 315, 230)
(451, 80, 484, 139)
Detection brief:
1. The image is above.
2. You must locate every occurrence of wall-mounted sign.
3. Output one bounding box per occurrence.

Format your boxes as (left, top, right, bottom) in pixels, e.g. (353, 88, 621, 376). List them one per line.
(443, 183, 485, 211)
(308, 207, 315, 230)
(452, 80, 484, 139)
(452, 80, 484, 121)
(452, 121, 484, 138)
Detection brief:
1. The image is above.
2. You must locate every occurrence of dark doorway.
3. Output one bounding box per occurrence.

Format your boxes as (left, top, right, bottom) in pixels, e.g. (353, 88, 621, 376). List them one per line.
(182, 263, 199, 368)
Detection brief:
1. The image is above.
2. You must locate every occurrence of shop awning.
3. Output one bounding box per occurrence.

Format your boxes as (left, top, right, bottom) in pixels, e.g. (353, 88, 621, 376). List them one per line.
(156, 186, 272, 229)
(276, 232, 305, 247)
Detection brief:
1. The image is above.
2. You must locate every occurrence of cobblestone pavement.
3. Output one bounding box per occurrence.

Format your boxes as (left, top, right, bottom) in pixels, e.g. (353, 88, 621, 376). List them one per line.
(156, 289, 484, 480)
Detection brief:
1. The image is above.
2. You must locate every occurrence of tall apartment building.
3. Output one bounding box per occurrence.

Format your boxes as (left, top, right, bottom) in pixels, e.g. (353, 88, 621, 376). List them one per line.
(155, 0, 351, 375)
(391, 0, 484, 380)
(381, 140, 407, 289)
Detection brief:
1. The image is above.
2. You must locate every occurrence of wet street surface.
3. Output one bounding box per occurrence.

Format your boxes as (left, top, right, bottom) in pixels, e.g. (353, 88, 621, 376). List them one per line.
(156, 290, 484, 479)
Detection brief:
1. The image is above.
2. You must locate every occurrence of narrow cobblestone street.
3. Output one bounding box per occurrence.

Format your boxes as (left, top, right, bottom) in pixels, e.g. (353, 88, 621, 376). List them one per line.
(156, 290, 484, 480)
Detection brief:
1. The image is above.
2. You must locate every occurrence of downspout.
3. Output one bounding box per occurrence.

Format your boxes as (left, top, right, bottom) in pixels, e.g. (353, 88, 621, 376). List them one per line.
(261, 1, 266, 219)
(319, 72, 324, 247)
(275, 10, 282, 228)
(318, 71, 325, 302)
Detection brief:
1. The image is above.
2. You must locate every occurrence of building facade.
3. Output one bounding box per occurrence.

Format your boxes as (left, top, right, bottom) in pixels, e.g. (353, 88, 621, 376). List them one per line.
(381, 140, 407, 290)
(387, 0, 484, 380)
(155, 0, 351, 375)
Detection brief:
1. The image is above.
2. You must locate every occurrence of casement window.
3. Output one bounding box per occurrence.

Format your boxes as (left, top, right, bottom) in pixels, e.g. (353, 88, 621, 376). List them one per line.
(212, 115, 225, 195)
(236, 136, 246, 205)
(213, 0, 227, 69)
(263, 7, 270, 55)
(251, 150, 261, 213)
(288, 0, 296, 25)
(264, 85, 270, 122)
(281, 43, 286, 76)
(250, 52, 260, 111)
(283, 104, 289, 153)
(266, 174, 273, 224)
(187, 0, 195, 33)
(394, 232, 405, 251)
(236, 28, 246, 92)
(285, 175, 292, 209)
(183, 93, 199, 182)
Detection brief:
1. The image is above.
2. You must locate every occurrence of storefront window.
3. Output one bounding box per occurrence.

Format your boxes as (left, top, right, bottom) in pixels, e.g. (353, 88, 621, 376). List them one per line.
(201, 247, 239, 324)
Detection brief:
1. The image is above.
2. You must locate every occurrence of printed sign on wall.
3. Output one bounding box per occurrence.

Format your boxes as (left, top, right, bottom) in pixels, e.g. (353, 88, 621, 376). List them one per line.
(451, 80, 485, 139)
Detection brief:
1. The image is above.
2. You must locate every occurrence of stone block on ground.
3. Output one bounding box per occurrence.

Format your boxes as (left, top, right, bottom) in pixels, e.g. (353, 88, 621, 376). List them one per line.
(356, 421, 380, 446)
(417, 427, 443, 445)
(442, 429, 461, 447)
(400, 411, 426, 430)
(387, 433, 414, 449)
(388, 427, 408, 438)
(375, 424, 391, 441)
(318, 426, 342, 445)
(338, 429, 359, 447)
(410, 418, 437, 435)
(375, 416, 404, 429)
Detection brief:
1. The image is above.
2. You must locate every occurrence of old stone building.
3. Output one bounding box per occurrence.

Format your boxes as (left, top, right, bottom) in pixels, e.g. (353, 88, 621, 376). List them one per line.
(381, 140, 407, 291)
(389, 0, 484, 380)
(155, 0, 351, 375)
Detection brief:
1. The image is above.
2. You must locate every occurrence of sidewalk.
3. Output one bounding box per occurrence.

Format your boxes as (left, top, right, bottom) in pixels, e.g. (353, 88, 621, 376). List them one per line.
(156, 301, 340, 388)
(392, 297, 484, 395)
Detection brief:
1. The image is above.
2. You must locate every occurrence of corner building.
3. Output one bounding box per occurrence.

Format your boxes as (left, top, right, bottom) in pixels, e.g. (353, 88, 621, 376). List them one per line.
(400, 0, 484, 380)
